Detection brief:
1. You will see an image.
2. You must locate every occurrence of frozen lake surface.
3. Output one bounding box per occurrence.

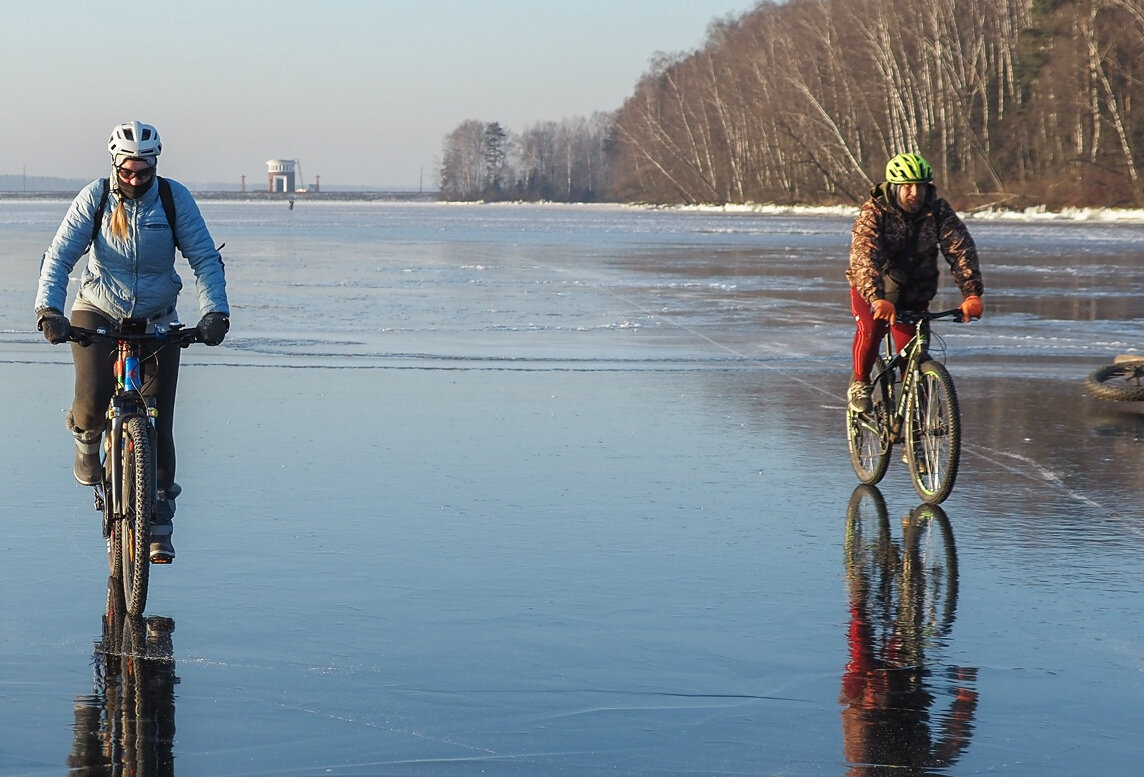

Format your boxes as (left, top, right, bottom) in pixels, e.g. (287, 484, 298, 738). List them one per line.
(2, 201, 1143, 775)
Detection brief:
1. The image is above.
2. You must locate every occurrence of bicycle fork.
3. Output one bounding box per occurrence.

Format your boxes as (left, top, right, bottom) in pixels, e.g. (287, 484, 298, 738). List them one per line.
(97, 410, 126, 539)
(98, 402, 159, 539)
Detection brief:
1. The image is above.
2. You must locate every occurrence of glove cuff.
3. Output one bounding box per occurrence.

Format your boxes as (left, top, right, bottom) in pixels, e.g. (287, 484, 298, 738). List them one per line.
(36, 307, 63, 330)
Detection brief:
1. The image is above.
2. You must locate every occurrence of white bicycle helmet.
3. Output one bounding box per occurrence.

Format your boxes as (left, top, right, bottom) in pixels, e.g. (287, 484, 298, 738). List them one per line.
(108, 121, 162, 165)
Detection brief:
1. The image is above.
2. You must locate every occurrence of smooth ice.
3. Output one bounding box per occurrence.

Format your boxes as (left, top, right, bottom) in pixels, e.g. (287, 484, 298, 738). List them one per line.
(2, 200, 1143, 775)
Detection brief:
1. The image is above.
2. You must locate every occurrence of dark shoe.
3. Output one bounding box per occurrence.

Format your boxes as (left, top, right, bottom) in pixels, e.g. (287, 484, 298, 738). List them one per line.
(150, 526, 175, 564)
(73, 443, 103, 486)
(847, 380, 872, 413)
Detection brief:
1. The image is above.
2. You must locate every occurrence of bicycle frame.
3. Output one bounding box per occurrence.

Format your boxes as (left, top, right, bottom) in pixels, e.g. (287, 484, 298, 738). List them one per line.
(69, 321, 199, 536)
(873, 311, 960, 433)
(101, 321, 157, 536)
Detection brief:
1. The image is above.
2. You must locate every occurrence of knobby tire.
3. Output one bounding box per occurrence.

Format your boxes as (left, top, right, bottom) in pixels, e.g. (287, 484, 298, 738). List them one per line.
(118, 416, 153, 617)
(1086, 361, 1144, 402)
(906, 361, 961, 504)
(848, 357, 893, 485)
(106, 484, 122, 579)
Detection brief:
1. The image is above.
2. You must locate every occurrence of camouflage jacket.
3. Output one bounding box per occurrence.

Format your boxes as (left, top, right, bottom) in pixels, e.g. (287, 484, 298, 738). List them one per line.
(847, 183, 983, 311)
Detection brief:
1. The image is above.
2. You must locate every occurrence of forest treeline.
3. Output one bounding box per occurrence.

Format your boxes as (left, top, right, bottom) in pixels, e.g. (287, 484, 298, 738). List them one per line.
(438, 0, 1144, 209)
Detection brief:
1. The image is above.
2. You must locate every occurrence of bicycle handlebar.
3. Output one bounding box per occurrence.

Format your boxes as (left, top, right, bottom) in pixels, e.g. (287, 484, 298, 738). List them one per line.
(896, 308, 965, 325)
(67, 324, 202, 348)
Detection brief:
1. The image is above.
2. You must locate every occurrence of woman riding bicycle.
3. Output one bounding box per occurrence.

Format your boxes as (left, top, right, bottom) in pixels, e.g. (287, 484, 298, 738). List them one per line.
(846, 152, 985, 413)
(34, 120, 230, 563)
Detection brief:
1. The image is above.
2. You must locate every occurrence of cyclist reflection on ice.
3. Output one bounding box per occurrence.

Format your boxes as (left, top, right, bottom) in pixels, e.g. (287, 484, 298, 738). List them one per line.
(840, 485, 978, 774)
(67, 579, 178, 776)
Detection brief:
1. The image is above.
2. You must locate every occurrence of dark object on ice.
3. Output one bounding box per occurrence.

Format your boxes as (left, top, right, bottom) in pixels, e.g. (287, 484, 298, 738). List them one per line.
(1086, 355, 1144, 402)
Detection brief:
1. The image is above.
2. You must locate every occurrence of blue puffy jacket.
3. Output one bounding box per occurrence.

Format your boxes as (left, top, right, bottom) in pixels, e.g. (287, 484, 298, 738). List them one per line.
(36, 177, 229, 321)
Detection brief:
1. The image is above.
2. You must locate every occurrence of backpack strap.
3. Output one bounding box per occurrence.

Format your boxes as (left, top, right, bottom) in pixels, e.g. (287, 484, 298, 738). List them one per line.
(86, 176, 179, 253)
(86, 178, 111, 254)
(158, 176, 180, 252)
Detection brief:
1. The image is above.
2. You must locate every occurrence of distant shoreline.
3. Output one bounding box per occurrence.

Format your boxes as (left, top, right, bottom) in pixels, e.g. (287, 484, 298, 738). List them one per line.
(3, 191, 1144, 223)
(0, 189, 439, 202)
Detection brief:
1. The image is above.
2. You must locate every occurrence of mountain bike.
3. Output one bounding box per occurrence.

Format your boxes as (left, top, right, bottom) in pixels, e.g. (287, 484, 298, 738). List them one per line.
(847, 309, 964, 504)
(1085, 354, 1144, 402)
(68, 319, 200, 617)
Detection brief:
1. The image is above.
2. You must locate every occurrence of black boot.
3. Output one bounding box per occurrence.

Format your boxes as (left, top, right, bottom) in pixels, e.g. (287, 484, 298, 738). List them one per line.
(73, 435, 103, 486)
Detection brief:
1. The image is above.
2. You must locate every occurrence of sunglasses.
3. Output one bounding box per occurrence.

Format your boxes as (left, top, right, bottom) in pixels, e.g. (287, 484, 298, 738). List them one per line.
(116, 163, 155, 183)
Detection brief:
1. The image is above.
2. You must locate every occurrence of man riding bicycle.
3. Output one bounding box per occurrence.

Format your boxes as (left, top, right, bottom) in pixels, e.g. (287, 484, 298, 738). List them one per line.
(846, 152, 985, 413)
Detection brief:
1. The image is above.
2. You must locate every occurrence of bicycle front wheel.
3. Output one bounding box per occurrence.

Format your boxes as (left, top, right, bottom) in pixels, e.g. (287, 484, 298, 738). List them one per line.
(116, 416, 154, 617)
(847, 358, 893, 485)
(905, 360, 961, 504)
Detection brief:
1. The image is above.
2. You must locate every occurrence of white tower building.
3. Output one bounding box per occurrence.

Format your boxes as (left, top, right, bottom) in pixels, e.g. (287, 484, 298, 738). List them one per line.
(266, 159, 296, 193)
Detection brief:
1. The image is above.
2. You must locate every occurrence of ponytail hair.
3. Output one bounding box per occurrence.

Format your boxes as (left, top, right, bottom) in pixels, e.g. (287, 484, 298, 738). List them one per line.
(110, 200, 129, 240)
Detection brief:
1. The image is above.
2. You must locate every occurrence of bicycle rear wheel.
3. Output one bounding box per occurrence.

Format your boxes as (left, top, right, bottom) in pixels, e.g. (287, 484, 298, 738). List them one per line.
(104, 478, 121, 579)
(905, 360, 961, 504)
(117, 416, 153, 617)
(847, 358, 893, 485)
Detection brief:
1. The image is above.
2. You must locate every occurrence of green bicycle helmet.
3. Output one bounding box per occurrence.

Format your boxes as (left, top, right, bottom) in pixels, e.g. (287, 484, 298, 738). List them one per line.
(885, 152, 934, 184)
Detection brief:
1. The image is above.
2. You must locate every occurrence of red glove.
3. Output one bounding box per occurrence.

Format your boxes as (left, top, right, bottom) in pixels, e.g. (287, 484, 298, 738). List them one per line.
(871, 299, 896, 323)
(960, 295, 983, 321)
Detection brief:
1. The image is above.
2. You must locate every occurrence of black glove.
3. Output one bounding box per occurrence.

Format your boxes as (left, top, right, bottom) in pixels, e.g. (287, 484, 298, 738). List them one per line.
(36, 308, 70, 344)
(197, 312, 230, 346)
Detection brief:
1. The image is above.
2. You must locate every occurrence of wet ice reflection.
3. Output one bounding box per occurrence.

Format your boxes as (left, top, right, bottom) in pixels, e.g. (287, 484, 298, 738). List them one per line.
(68, 580, 178, 776)
(841, 487, 977, 774)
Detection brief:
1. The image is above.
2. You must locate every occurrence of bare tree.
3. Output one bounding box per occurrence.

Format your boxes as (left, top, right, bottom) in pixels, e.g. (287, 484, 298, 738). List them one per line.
(445, 0, 1144, 206)
(441, 115, 612, 202)
(439, 120, 489, 200)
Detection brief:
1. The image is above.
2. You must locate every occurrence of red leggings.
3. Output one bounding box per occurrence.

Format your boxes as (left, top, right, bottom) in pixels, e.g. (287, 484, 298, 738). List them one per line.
(850, 287, 915, 382)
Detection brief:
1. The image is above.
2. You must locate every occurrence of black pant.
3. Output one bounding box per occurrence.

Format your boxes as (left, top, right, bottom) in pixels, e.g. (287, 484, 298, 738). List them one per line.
(68, 309, 181, 492)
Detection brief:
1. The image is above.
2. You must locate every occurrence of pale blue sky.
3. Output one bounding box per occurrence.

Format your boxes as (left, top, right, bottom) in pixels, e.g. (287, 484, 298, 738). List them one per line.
(1, 0, 758, 189)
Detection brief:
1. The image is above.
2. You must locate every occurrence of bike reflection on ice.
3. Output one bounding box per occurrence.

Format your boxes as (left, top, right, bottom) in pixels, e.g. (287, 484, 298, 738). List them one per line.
(67, 578, 178, 776)
(840, 485, 978, 775)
